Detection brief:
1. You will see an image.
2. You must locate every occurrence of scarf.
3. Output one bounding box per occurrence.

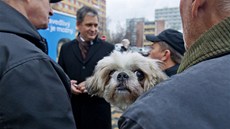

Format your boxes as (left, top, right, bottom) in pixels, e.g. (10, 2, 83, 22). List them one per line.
(77, 35, 91, 60)
(178, 17, 230, 73)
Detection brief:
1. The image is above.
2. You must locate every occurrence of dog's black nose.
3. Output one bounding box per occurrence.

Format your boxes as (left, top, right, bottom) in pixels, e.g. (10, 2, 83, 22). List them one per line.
(117, 72, 129, 82)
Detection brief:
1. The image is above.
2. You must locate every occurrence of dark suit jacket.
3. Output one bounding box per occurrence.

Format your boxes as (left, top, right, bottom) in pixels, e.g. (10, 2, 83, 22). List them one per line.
(58, 37, 114, 129)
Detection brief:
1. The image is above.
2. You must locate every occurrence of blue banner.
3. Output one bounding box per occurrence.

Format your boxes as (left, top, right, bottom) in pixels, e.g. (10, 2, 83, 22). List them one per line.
(39, 10, 76, 61)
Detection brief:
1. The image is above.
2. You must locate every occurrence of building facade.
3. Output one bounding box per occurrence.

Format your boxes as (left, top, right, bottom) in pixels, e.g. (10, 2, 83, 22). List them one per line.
(126, 19, 157, 47)
(144, 21, 155, 46)
(51, 0, 107, 35)
(155, 7, 182, 31)
(126, 18, 145, 47)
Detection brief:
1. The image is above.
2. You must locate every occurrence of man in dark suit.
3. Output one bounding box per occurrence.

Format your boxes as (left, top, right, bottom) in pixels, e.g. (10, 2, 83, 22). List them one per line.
(58, 6, 114, 129)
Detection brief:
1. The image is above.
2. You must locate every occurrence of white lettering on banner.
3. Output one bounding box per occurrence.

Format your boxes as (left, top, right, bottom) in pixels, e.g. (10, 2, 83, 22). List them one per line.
(56, 27, 74, 34)
(49, 19, 70, 28)
(48, 19, 74, 35)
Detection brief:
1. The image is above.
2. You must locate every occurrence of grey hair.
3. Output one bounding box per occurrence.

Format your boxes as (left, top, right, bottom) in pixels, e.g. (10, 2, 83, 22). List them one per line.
(76, 6, 98, 23)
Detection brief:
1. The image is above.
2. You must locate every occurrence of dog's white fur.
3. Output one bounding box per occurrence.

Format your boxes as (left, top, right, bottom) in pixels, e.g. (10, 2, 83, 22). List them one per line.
(85, 51, 168, 110)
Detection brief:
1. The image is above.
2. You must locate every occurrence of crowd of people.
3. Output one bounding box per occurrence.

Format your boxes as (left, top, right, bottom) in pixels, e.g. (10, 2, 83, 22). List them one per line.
(0, 0, 230, 129)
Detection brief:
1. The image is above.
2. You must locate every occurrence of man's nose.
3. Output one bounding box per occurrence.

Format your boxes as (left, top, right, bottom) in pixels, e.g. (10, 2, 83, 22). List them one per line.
(49, 6, 54, 16)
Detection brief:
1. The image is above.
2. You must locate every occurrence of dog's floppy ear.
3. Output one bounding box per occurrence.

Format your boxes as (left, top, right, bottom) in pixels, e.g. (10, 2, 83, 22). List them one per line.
(144, 58, 168, 91)
(85, 75, 103, 97)
(155, 60, 165, 70)
(85, 76, 105, 97)
(150, 59, 168, 81)
(85, 56, 112, 97)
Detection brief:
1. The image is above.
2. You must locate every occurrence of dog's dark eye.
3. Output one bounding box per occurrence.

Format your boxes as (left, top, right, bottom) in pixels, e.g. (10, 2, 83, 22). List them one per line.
(135, 70, 145, 81)
(109, 70, 115, 76)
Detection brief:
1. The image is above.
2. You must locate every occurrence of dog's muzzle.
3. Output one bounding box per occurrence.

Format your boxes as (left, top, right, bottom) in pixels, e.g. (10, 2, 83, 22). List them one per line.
(116, 72, 130, 91)
(117, 72, 129, 82)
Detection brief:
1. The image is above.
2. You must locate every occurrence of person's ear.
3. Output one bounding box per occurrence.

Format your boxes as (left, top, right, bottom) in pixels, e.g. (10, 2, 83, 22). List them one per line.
(192, 0, 207, 18)
(161, 50, 170, 61)
(77, 21, 82, 27)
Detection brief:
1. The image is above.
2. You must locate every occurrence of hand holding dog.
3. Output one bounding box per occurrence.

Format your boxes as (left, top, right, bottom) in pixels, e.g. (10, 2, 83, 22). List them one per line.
(70, 80, 87, 95)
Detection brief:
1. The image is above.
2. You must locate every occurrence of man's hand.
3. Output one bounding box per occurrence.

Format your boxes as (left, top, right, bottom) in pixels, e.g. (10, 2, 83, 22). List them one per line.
(70, 80, 87, 95)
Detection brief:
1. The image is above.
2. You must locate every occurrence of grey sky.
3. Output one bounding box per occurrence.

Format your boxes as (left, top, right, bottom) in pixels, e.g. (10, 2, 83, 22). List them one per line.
(106, 0, 180, 32)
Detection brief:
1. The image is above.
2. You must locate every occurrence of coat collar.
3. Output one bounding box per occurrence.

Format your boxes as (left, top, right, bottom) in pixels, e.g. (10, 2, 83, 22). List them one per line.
(72, 36, 102, 63)
(178, 17, 230, 73)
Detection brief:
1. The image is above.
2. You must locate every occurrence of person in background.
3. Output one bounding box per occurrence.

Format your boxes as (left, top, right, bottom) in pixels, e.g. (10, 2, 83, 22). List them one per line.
(146, 29, 185, 76)
(58, 6, 114, 129)
(118, 0, 230, 128)
(56, 38, 71, 61)
(120, 39, 130, 52)
(0, 0, 76, 129)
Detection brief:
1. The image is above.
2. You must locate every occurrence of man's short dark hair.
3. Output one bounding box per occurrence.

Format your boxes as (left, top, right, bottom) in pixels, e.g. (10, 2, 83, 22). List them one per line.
(76, 6, 98, 23)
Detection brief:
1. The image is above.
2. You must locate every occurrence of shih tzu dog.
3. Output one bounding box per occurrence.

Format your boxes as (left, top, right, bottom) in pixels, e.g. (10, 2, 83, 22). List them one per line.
(85, 51, 168, 110)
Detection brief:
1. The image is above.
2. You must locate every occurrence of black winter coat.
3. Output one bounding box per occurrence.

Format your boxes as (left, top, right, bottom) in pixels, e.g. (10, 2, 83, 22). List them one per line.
(0, 1, 76, 129)
(58, 37, 114, 129)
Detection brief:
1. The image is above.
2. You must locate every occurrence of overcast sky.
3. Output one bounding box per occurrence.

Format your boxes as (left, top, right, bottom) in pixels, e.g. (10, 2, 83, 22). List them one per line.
(106, 0, 180, 32)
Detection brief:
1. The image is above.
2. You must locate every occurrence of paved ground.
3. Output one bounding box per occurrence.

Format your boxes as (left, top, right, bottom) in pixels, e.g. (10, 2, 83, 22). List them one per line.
(111, 106, 123, 129)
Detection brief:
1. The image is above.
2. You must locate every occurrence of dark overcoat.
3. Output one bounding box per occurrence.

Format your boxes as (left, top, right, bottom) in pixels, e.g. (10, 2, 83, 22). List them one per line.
(0, 1, 76, 129)
(58, 37, 114, 129)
